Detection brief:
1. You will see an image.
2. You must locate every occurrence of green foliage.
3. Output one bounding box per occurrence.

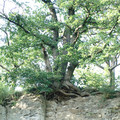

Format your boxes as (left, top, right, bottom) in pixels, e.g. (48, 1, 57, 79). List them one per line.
(0, 82, 14, 105)
(12, 91, 23, 100)
(74, 68, 108, 89)
(0, 0, 120, 94)
(100, 85, 116, 100)
(6, 64, 61, 93)
(20, 68, 53, 92)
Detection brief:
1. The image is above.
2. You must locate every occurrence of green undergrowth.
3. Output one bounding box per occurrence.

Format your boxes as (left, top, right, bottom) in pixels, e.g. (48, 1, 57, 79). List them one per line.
(0, 80, 119, 106)
(100, 86, 118, 101)
(0, 82, 23, 106)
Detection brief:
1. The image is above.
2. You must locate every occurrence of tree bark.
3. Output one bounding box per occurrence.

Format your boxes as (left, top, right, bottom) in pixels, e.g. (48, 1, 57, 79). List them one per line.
(109, 57, 116, 90)
(64, 63, 78, 81)
(109, 69, 115, 90)
(42, 46, 52, 72)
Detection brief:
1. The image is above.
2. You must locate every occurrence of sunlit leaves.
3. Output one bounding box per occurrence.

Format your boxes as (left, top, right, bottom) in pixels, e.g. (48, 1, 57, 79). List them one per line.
(0, 0, 120, 91)
(74, 67, 108, 89)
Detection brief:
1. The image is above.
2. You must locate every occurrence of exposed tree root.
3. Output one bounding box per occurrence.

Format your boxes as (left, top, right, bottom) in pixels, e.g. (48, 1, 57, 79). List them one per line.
(58, 89, 79, 97)
(48, 81, 89, 99)
(62, 81, 81, 95)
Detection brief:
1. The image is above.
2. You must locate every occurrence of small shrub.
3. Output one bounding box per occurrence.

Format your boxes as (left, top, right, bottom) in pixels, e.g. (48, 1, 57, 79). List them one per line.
(74, 68, 108, 89)
(100, 85, 116, 100)
(0, 82, 14, 105)
(13, 91, 23, 100)
(16, 65, 62, 94)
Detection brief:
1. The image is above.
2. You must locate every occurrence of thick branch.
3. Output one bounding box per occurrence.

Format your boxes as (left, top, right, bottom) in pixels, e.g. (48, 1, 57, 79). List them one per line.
(109, 16, 119, 35)
(58, 6, 76, 76)
(42, 0, 57, 21)
(95, 63, 104, 70)
(72, 29, 87, 46)
(42, 0, 59, 60)
(63, 5, 75, 44)
(42, 45, 52, 72)
(0, 13, 30, 34)
(64, 63, 78, 81)
(0, 13, 56, 48)
(111, 63, 120, 71)
(41, 0, 58, 40)
(72, 10, 90, 45)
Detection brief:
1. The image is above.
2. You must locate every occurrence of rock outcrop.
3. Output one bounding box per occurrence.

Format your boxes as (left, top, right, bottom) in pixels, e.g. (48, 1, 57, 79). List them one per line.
(0, 94, 120, 120)
(0, 105, 6, 120)
(46, 95, 120, 120)
(0, 94, 45, 120)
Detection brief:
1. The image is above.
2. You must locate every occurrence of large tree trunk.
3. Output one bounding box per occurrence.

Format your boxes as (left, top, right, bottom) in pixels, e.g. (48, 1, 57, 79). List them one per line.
(41, 0, 81, 94)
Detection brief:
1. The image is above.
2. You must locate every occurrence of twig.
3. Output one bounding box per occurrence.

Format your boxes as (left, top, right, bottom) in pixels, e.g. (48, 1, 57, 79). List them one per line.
(0, 64, 10, 72)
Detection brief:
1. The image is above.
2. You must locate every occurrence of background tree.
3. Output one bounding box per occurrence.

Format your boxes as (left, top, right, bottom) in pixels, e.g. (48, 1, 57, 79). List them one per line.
(83, 34, 120, 90)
